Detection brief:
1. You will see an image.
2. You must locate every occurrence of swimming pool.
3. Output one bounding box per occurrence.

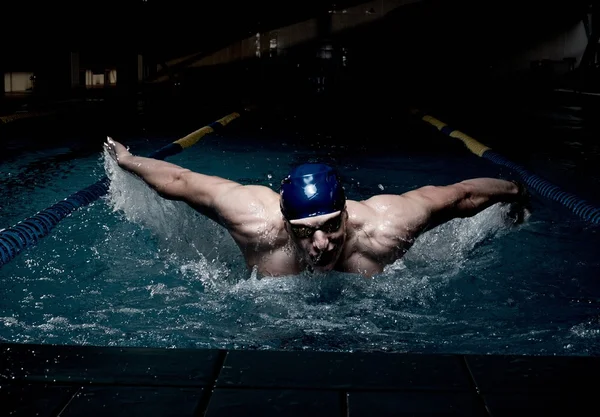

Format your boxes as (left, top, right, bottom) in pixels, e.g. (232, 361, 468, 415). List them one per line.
(1, 105, 599, 356)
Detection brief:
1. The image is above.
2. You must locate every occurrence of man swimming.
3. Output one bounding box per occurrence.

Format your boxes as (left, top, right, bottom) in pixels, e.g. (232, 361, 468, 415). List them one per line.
(104, 137, 528, 278)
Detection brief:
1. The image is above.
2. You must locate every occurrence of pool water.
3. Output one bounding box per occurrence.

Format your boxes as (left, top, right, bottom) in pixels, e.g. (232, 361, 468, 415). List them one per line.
(1, 110, 599, 355)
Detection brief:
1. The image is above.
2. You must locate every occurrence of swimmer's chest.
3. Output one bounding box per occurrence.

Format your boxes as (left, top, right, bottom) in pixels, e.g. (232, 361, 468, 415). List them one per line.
(247, 246, 304, 277)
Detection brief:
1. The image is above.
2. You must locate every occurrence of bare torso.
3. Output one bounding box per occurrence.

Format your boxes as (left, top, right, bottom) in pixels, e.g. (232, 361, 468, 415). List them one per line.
(218, 187, 419, 278)
(106, 137, 521, 279)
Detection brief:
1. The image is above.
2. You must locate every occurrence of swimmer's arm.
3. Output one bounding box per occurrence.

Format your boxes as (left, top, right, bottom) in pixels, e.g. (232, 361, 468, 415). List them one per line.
(394, 178, 521, 233)
(105, 138, 244, 222)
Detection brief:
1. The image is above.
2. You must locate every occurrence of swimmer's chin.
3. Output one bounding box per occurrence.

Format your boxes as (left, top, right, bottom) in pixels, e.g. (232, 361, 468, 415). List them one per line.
(309, 262, 336, 273)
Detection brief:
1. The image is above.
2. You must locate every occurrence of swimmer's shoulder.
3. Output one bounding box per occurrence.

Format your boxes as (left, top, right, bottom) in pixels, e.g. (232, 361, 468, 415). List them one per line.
(224, 183, 280, 204)
(345, 199, 373, 228)
(215, 184, 280, 223)
(346, 197, 395, 217)
(345, 195, 414, 231)
(240, 184, 286, 224)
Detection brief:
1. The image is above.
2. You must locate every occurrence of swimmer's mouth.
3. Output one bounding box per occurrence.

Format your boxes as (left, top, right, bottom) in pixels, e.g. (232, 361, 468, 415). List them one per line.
(311, 252, 334, 266)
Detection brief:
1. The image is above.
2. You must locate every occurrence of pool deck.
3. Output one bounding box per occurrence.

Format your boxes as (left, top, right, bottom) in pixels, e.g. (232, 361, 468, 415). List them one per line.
(1, 342, 598, 416)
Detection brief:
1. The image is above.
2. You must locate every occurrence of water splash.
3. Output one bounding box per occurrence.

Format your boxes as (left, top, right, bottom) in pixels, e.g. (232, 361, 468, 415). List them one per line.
(0, 150, 543, 353)
(95, 149, 534, 351)
(103, 149, 242, 268)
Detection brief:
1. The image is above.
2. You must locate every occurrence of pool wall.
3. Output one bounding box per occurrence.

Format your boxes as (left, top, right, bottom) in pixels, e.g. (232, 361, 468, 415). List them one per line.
(1, 342, 597, 416)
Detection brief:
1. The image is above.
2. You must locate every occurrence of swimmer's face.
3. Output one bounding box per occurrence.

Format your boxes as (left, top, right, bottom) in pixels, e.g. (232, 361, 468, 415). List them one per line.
(285, 210, 347, 272)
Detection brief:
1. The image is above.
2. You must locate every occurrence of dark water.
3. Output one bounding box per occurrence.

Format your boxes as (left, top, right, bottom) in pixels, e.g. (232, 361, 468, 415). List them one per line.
(1, 95, 599, 356)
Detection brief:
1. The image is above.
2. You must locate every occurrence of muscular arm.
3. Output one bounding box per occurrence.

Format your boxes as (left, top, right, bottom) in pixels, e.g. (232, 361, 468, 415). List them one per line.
(103, 137, 274, 232)
(392, 178, 522, 234)
(351, 178, 523, 272)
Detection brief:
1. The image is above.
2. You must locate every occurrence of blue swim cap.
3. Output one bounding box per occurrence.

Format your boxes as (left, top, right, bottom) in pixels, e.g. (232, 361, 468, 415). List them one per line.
(280, 163, 346, 220)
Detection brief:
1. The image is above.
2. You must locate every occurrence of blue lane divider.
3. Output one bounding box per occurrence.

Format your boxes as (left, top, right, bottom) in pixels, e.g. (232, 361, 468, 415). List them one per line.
(0, 179, 110, 266)
(411, 108, 600, 225)
(482, 150, 600, 224)
(0, 107, 252, 267)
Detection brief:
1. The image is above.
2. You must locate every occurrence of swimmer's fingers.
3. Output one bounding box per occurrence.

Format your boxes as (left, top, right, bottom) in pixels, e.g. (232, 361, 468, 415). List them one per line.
(510, 180, 531, 206)
(505, 199, 531, 225)
(103, 136, 119, 161)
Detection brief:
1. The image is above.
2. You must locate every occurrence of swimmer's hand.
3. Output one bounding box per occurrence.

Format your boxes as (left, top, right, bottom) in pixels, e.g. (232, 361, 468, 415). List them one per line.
(506, 180, 531, 224)
(103, 137, 131, 163)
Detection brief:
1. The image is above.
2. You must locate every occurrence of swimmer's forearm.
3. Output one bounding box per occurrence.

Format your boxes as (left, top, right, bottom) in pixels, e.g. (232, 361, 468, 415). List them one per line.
(457, 178, 520, 212)
(107, 137, 213, 201)
(417, 178, 521, 231)
(116, 150, 241, 211)
(118, 154, 183, 178)
(109, 139, 186, 184)
(117, 154, 193, 195)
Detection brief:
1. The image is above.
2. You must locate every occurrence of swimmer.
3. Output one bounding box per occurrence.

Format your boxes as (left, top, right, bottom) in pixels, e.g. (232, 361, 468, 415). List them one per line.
(104, 137, 529, 278)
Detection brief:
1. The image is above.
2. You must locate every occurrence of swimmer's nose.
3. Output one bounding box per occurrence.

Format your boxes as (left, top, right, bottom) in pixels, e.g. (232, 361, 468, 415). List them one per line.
(312, 230, 329, 251)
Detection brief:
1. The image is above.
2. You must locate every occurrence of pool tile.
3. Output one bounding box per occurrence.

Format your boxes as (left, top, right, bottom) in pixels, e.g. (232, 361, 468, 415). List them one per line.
(0, 382, 76, 417)
(204, 388, 340, 417)
(58, 386, 204, 417)
(464, 354, 600, 394)
(217, 350, 472, 390)
(348, 391, 489, 417)
(482, 393, 594, 416)
(0, 343, 223, 386)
